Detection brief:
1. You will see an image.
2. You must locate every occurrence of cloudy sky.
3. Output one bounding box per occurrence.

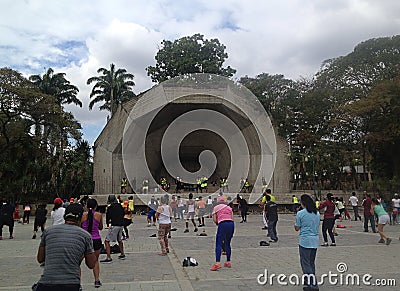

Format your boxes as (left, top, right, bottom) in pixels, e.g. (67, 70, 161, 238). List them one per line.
(1, 0, 399, 145)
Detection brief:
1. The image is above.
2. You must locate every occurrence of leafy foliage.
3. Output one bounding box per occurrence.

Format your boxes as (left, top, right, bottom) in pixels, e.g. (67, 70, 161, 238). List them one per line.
(87, 63, 135, 116)
(147, 33, 236, 83)
(0, 67, 92, 202)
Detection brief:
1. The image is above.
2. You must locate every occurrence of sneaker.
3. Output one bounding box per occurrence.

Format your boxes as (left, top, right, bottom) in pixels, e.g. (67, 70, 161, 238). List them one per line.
(194, 228, 198, 232)
(330, 243, 336, 246)
(118, 254, 126, 260)
(152, 223, 156, 226)
(224, 262, 232, 268)
(262, 226, 267, 230)
(184, 229, 189, 233)
(9, 236, 13, 239)
(222, 251, 226, 255)
(210, 263, 221, 271)
(32, 234, 36, 239)
(321, 242, 328, 247)
(378, 238, 385, 244)
(386, 238, 392, 245)
(100, 258, 113, 264)
(94, 280, 102, 288)
(168, 234, 171, 238)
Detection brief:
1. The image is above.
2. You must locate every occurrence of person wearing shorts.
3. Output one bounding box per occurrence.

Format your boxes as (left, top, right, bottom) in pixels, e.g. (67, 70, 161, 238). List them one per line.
(147, 196, 158, 226)
(371, 198, 391, 245)
(184, 193, 198, 233)
(100, 195, 126, 263)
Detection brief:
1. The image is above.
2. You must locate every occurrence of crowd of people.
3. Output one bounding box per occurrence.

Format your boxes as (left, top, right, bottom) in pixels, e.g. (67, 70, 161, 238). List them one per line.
(1, 188, 400, 290)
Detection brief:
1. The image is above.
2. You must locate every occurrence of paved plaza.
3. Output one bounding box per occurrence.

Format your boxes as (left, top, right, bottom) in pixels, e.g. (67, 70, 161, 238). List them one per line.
(0, 212, 399, 290)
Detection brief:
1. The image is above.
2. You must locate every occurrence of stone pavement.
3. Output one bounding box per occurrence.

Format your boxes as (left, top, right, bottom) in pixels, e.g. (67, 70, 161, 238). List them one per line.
(0, 213, 399, 290)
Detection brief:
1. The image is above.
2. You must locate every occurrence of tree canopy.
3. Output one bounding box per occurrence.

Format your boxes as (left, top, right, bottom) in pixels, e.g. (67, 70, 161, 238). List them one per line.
(87, 63, 135, 116)
(146, 33, 236, 83)
(0, 67, 92, 202)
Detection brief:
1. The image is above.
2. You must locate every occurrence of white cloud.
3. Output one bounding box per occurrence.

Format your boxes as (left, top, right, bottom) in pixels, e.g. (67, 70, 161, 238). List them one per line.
(1, 0, 399, 145)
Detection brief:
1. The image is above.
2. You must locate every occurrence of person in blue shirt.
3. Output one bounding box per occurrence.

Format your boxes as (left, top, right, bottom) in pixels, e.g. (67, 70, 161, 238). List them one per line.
(295, 194, 320, 291)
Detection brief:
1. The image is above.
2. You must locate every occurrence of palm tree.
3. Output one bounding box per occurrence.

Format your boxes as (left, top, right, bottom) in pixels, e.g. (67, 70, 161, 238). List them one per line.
(29, 68, 81, 107)
(87, 63, 135, 117)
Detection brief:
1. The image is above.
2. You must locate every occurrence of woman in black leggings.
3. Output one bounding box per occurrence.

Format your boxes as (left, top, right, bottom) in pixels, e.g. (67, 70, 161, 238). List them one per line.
(317, 193, 336, 246)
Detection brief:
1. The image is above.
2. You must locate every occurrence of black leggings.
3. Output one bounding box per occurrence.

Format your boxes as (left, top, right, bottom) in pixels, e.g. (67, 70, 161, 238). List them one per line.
(241, 207, 247, 221)
(322, 218, 335, 243)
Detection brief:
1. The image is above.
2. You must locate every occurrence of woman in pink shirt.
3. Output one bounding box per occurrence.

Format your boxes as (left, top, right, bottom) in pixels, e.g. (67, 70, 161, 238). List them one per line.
(210, 196, 235, 271)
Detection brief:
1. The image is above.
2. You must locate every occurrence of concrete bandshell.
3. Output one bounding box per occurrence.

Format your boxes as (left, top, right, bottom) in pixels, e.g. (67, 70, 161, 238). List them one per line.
(93, 74, 290, 204)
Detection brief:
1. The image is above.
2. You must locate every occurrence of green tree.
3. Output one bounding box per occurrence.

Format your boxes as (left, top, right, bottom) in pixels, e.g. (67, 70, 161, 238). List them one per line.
(0, 67, 86, 201)
(147, 33, 236, 83)
(87, 63, 135, 116)
(29, 68, 81, 107)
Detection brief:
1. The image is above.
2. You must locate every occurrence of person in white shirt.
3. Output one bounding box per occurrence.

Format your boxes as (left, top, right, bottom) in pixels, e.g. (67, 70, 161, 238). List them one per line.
(391, 193, 400, 224)
(349, 192, 361, 221)
(51, 198, 65, 225)
(156, 196, 172, 255)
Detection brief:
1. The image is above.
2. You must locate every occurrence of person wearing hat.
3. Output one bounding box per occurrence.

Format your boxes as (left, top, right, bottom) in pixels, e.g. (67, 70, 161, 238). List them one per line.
(100, 195, 126, 263)
(34, 203, 96, 291)
(51, 198, 65, 226)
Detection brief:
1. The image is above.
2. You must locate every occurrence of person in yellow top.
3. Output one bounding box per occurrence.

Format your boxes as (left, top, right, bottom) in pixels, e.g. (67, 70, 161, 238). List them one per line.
(121, 178, 128, 194)
(128, 196, 134, 212)
(292, 195, 300, 215)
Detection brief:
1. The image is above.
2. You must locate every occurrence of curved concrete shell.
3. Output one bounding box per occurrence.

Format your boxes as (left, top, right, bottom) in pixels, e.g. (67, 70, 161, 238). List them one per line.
(93, 74, 290, 204)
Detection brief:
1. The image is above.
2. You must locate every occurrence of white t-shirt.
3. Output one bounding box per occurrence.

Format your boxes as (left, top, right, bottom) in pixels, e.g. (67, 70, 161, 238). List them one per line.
(392, 198, 400, 208)
(158, 205, 171, 224)
(349, 196, 358, 206)
(51, 207, 65, 225)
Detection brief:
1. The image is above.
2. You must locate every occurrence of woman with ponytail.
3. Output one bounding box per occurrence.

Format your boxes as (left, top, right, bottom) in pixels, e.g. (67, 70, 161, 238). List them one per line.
(81, 198, 103, 288)
(295, 194, 320, 291)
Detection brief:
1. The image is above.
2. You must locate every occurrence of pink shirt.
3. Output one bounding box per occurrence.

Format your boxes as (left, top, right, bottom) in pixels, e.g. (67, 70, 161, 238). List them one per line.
(213, 204, 233, 224)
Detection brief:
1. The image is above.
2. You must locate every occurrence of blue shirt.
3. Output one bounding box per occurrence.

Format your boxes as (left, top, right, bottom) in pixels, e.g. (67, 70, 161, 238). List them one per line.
(295, 208, 320, 249)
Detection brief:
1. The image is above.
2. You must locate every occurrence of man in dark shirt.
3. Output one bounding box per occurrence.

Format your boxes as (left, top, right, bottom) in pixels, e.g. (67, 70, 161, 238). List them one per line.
(264, 195, 278, 242)
(34, 203, 96, 291)
(101, 194, 126, 263)
(362, 193, 377, 233)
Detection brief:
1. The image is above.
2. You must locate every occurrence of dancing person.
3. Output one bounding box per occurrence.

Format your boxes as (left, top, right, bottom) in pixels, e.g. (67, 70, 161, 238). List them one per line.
(318, 193, 336, 246)
(295, 194, 320, 291)
(156, 196, 172, 255)
(210, 196, 235, 271)
(81, 198, 103, 288)
(51, 198, 65, 225)
(371, 198, 392, 245)
(23, 202, 31, 224)
(184, 193, 198, 233)
(33, 203, 96, 291)
(147, 196, 158, 227)
(100, 195, 126, 263)
(362, 193, 377, 233)
(237, 194, 248, 223)
(122, 201, 133, 240)
(349, 192, 362, 221)
(32, 204, 48, 239)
